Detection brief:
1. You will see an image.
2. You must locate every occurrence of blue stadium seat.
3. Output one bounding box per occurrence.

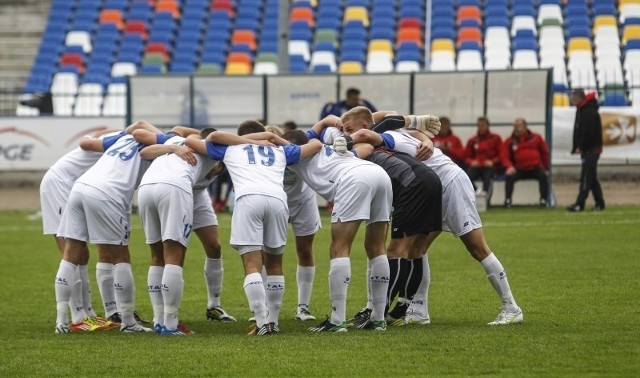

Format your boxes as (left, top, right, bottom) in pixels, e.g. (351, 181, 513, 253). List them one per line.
(340, 50, 366, 64)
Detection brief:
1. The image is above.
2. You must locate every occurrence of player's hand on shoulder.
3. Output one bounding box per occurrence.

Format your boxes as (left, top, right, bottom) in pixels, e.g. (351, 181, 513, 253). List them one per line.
(175, 145, 198, 166)
(416, 138, 434, 161)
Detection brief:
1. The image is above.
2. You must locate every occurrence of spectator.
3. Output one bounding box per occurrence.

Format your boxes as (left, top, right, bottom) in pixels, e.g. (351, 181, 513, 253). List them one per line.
(567, 89, 605, 212)
(319, 87, 377, 119)
(432, 116, 465, 167)
(500, 118, 550, 208)
(464, 116, 503, 196)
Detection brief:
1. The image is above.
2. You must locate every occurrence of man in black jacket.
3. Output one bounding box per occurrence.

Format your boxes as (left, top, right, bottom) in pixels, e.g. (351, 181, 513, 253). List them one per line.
(568, 89, 605, 212)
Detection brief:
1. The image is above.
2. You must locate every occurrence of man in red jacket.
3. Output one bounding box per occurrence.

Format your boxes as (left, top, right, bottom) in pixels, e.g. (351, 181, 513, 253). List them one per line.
(500, 118, 550, 208)
(432, 116, 465, 168)
(464, 117, 502, 196)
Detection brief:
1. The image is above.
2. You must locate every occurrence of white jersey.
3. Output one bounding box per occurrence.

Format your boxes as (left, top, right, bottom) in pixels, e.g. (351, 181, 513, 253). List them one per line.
(288, 145, 377, 202)
(76, 133, 171, 204)
(140, 136, 217, 193)
(206, 142, 301, 203)
(381, 129, 462, 187)
(46, 132, 123, 184)
(283, 168, 316, 205)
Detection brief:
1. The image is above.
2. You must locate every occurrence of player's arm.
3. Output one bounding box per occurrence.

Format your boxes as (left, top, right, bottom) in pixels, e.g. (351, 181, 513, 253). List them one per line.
(307, 115, 342, 139)
(139, 144, 197, 165)
(125, 120, 161, 134)
(79, 136, 108, 152)
(299, 139, 323, 158)
(349, 128, 384, 147)
(132, 129, 163, 145)
(205, 130, 274, 147)
(352, 143, 375, 159)
(184, 134, 208, 155)
(169, 125, 201, 138)
(371, 111, 398, 123)
(242, 131, 289, 146)
(405, 129, 435, 161)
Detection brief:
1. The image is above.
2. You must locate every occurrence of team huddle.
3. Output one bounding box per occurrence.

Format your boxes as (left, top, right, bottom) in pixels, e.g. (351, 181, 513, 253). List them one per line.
(45, 107, 523, 336)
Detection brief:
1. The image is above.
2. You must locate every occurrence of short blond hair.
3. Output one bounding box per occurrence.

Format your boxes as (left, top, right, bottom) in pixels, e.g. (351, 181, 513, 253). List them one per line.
(264, 124, 283, 137)
(341, 106, 374, 127)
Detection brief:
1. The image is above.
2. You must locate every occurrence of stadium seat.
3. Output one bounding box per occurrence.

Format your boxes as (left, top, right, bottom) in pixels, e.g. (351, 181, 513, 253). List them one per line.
(65, 31, 92, 53)
(74, 83, 104, 116)
(310, 51, 337, 72)
(344, 6, 369, 27)
(225, 62, 252, 75)
(338, 61, 364, 74)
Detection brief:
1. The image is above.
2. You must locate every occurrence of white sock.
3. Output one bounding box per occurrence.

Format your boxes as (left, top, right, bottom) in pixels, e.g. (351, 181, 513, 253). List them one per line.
(162, 264, 184, 330)
(114, 263, 136, 326)
(265, 275, 285, 324)
(365, 259, 373, 310)
(410, 255, 431, 317)
(296, 265, 315, 309)
(55, 260, 76, 324)
(147, 265, 164, 326)
(244, 272, 267, 327)
(70, 266, 87, 324)
(204, 257, 223, 309)
(481, 253, 518, 310)
(368, 255, 390, 322)
(329, 257, 351, 325)
(96, 263, 117, 318)
(78, 265, 97, 318)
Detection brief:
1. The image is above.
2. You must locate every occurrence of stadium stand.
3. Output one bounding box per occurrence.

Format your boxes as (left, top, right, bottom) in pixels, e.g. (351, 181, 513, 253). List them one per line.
(19, 0, 640, 116)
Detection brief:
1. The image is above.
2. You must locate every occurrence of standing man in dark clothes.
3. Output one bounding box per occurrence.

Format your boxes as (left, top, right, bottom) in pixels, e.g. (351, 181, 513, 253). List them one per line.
(568, 89, 605, 212)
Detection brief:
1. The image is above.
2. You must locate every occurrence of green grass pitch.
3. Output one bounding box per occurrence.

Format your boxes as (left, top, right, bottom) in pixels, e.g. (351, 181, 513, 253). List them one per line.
(0, 206, 638, 377)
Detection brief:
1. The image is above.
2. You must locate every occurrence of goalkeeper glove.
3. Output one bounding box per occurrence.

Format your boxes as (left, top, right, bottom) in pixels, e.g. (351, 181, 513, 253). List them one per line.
(408, 114, 441, 138)
(333, 136, 354, 157)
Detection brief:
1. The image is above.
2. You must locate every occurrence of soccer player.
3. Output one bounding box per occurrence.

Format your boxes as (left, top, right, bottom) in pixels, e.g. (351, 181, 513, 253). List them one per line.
(284, 126, 393, 332)
(42, 128, 121, 332)
(332, 134, 443, 327)
(54, 121, 172, 334)
(186, 121, 315, 336)
(265, 125, 321, 321)
(340, 107, 524, 326)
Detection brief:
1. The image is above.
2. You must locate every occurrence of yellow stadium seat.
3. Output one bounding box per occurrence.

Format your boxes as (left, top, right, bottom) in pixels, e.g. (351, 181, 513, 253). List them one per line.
(368, 39, 394, 54)
(567, 37, 592, 56)
(343, 6, 369, 26)
(593, 15, 617, 33)
(622, 25, 640, 45)
(225, 62, 252, 75)
(431, 38, 455, 53)
(553, 93, 570, 107)
(619, 0, 640, 10)
(338, 61, 363, 74)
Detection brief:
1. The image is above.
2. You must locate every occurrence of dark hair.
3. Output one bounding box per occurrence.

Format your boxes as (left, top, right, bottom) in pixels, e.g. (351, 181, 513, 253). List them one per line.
(283, 129, 309, 145)
(282, 120, 297, 130)
(440, 116, 451, 125)
(237, 120, 265, 136)
(200, 127, 216, 138)
(572, 88, 586, 99)
(346, 87, 360, 97)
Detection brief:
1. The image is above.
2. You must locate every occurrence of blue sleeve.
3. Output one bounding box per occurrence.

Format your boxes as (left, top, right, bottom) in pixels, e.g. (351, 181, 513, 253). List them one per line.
(381, 133, 395, 149)
(283, 144, 301, 165)
(101, 131, 126, 150)
(205, 142, 227, 160)
(156, 133, 173, 144)
(319, 128, 328, 142)
(306, 129, 320, 140)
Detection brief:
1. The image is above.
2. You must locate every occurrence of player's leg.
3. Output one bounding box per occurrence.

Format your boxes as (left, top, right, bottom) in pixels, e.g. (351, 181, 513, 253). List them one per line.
(160, 239, 189, 334)
(294, 234, 317, 320)
(96, 245, 118, 321)
(362, 221, 390, 330)
(404, 232, 439, 325)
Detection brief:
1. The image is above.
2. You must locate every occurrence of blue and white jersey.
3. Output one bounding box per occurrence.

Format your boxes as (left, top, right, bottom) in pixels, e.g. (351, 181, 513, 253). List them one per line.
(306, 127, 343, 145)
(380, 129, 462, 187)
(140, 136, 217, 194)
(76, 133, 172, 204)
(47, 131, 123, 184)
(288, 145, 376, 202)
(206, 142, 301, 203)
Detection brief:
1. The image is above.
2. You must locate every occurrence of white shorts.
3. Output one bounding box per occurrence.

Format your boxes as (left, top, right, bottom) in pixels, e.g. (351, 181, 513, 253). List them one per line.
(332, 165, 392, 225)
(138, 183, 194, 248)
(231, 194, 288, 255)
(58, 183, 131, 245)
(40, 171, 71, 235)
(289, 196, 321, 237)
(193, 189, 218, 230)
(442, 171, 483, 237)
